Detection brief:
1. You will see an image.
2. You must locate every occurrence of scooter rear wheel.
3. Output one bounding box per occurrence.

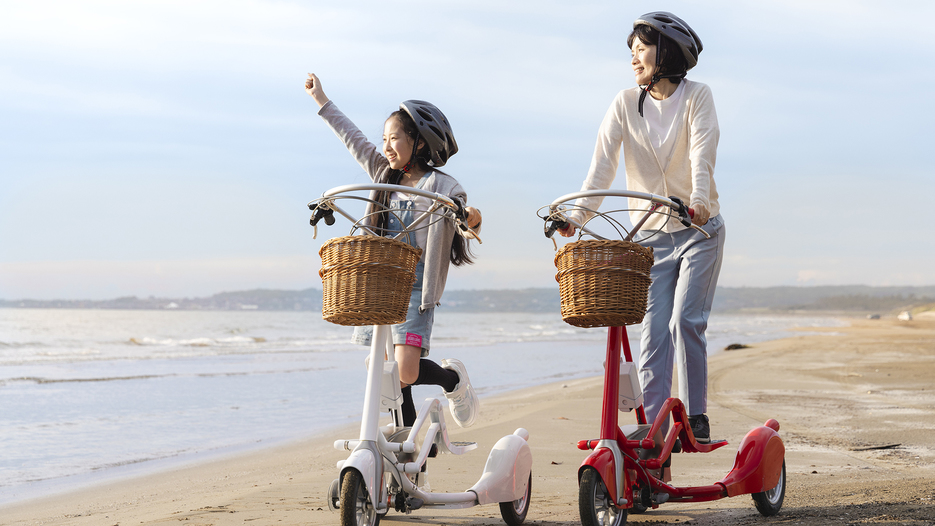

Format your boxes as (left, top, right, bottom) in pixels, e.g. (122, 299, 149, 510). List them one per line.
(340, 469, 381, 526)
(579, 467, 627, 526)
(752, 460, 786, 517)
(499, 472, 532, 525)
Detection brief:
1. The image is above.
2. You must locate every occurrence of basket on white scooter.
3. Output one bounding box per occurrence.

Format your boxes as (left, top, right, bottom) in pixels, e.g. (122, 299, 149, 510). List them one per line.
(554, 239, 654, 328)
(319, 235, 422, 326)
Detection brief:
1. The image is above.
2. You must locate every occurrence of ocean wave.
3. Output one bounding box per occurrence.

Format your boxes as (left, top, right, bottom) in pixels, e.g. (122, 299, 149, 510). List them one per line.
(2, 366, 339, 386)
(129, 336, 267, 347)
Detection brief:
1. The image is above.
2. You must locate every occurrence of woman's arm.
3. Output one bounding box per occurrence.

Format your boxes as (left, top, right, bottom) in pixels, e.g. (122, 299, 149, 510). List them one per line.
(560, 92, 627, 237)
(687, 84, 719, 226)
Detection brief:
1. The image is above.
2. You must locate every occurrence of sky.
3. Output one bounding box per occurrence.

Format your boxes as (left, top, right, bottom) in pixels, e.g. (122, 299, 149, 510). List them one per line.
(2, 0, 934, 300)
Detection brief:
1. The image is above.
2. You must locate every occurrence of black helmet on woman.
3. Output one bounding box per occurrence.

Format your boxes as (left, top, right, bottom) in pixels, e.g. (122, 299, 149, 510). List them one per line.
(399, 100, 459, 167)
(633, 11, 703, 71)
(632, 12, 703, 117)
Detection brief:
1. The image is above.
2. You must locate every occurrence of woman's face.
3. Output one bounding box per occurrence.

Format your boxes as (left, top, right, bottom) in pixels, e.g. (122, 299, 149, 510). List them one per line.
(383, 116, 415, 170)
(631, 38, 657, 86)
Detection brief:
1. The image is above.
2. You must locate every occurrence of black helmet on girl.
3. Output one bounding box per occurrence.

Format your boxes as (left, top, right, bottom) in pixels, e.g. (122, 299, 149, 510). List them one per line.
(399, 100, 458, 167)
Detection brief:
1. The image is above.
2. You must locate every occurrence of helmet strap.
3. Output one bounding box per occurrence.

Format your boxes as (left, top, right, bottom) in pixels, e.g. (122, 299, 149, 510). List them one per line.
(638, 76, 659, 117)
(639, 32, 667, 118)
(401, 136, 420, 173)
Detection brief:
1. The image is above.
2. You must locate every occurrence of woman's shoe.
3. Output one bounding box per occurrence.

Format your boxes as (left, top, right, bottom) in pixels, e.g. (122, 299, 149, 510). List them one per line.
(688, 414, 710, 443)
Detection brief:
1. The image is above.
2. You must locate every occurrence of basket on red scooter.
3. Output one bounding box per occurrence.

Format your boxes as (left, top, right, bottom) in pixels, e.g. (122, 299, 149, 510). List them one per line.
(319, 235, 422, 326)
(554, 239, 654, 328)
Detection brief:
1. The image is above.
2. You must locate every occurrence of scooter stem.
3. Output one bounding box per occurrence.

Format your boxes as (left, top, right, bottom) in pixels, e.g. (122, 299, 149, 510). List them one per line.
(600, 326, 624, 440)
(360, 324, 391, 440)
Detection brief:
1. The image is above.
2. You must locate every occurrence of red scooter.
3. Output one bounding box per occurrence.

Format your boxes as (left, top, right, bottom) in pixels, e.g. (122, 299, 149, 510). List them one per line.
(541, 190, 786, 525)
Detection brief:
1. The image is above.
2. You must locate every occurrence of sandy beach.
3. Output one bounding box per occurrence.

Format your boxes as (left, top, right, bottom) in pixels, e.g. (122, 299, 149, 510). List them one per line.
(2, 316, 934, 525)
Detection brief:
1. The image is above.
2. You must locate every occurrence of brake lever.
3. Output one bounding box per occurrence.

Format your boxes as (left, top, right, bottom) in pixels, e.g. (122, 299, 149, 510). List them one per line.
(452, 200, 483, 244)
(545, 219, 568, 239)
(668, 196, 693, 228)
(308, 203, 335, 227)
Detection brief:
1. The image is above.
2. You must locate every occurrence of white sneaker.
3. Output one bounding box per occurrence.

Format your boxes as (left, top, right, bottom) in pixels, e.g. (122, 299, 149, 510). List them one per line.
(441, 359, 479, 428)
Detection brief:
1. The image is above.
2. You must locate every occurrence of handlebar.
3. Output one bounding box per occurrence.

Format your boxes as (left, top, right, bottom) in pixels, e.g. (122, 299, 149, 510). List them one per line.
(308, 183, 480, 242)
(541, 189, 708, 242)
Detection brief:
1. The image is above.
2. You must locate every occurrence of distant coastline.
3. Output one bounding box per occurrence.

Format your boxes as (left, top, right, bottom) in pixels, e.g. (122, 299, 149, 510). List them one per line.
(3, 286, 935, 315)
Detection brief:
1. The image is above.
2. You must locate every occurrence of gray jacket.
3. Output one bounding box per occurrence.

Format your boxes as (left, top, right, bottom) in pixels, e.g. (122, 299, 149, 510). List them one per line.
(318, 100, 467, 312)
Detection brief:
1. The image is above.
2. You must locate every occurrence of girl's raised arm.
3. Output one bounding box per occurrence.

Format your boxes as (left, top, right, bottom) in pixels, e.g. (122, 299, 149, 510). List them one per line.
(305, 73, 330, 108)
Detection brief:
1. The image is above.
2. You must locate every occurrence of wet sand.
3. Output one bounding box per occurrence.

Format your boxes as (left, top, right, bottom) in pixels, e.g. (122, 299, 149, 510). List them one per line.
(2, 316, 934, 525)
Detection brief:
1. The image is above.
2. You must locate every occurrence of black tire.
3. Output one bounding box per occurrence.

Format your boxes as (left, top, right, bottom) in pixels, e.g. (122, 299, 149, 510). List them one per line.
(579, 468, 627, 526)
(340, 469, 381, 526)
(500, 472, 532, 525)
(752, 460, 785, 517)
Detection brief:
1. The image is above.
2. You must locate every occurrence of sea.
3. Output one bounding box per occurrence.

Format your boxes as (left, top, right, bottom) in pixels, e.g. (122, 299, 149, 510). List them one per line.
(0, 308, 846, 504)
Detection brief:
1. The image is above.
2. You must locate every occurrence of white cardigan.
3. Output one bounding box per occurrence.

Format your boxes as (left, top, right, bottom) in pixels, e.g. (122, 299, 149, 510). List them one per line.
(572, 79, 720, 233)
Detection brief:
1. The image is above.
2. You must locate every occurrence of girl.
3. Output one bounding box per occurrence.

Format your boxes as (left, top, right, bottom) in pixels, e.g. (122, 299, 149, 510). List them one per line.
(305, 73, 482, 428)
(561, 12, 724, 443)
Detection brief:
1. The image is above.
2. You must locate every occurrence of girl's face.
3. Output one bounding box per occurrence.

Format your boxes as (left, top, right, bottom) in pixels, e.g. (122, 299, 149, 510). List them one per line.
(631, 39, 657, 86)
(383, 117, 415, 170)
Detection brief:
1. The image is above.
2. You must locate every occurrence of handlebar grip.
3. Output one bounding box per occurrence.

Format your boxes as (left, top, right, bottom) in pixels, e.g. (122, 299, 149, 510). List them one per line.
(453, 200, 472, 232)
(545, 220, 568, 238)
(309, 205, 334, 227)
(668, 196, 693, 227)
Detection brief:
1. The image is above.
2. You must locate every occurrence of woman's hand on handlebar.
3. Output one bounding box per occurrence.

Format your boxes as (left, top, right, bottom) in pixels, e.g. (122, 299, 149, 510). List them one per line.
(691, 203, 709, 226)
(305, 73, 330, 108)
(558, 224, 576, 237)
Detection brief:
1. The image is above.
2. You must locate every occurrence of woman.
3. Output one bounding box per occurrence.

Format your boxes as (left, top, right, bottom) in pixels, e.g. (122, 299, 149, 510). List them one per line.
(561, 12, 724, 443)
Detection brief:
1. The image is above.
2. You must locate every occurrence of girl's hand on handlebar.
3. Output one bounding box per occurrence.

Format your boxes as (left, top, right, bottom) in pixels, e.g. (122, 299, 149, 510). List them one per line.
(691, 203, 709, 226)
(305, 73, 330, 108)
(465, 206, 482, 230)
(558, 224, 576, 237)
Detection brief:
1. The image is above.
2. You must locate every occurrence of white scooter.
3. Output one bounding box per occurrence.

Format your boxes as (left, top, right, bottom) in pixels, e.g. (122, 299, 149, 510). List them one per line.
(311, 184, 533, 526)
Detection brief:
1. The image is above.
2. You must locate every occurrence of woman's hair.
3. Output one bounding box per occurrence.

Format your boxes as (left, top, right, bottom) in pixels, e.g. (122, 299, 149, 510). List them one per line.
(627, 24, 689, 82)
(371, 111, 474, 267)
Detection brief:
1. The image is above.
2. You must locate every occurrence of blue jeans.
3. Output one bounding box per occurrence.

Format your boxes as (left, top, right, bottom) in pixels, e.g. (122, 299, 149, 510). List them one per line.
(637, 214, 725, 433)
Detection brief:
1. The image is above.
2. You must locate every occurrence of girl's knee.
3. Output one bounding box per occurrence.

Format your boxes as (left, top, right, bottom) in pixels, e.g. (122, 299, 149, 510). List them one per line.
(396, 344, 423, 385)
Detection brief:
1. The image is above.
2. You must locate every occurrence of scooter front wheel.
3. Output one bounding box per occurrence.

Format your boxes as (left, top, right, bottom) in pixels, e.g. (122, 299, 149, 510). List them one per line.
(579, 467, 627, 526)
(752, 460, 786, 517)
(340, 469, 381, 526)
(499, 472, 532, 525)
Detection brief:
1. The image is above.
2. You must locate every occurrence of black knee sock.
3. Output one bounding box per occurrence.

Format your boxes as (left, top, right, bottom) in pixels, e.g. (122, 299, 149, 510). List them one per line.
(401, 386, 416, 426)
(413, 359, 459, 393)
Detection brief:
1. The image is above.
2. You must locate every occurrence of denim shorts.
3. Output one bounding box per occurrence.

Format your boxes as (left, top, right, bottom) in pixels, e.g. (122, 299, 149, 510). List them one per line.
(351, 259, 433, 356)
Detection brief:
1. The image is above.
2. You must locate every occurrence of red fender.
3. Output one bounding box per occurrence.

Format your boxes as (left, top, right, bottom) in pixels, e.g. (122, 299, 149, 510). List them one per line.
(719, 420, 785, 497)
(579, 447, 619, 504)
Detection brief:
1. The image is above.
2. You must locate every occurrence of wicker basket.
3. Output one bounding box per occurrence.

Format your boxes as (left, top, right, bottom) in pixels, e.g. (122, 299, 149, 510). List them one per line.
(319, 235, 422, 326)
(554, 239, 654, 328)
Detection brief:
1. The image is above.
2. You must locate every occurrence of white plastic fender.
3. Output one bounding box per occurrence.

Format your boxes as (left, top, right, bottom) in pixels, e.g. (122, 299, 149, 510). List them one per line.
(341, 447, 380, 510)
(468, 428, 533, 505)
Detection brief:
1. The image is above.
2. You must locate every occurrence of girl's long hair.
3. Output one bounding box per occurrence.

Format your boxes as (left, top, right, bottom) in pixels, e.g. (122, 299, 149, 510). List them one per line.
(369, 111, 474, 267)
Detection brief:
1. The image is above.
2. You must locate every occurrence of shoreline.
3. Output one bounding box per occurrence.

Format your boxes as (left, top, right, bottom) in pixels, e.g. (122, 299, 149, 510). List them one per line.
(3, 316, 934, 525)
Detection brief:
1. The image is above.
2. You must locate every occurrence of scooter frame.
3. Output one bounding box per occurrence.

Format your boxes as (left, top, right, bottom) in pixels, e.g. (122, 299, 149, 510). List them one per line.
(541, 190, 786, 525)
(310, 184, 533, 526)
